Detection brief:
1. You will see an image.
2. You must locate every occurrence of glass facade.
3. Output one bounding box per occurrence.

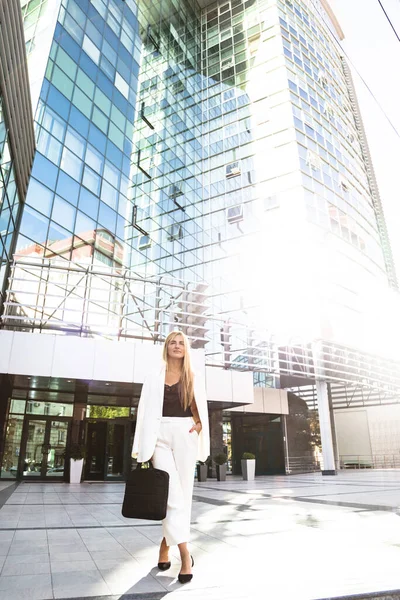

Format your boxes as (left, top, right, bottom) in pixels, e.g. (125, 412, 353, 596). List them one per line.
(128, 0, 204, 282)
(17, 0, 140, 278)
(0, 98, 22, 304)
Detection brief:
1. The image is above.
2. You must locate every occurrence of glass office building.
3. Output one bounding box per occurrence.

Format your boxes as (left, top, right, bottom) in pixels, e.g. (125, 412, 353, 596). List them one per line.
(0, 0, 399, 480)
(131, 0, 397, 354)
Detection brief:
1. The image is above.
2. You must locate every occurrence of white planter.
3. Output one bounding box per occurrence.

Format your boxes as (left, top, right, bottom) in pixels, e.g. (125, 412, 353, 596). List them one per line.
(241, 459, 255, 481)
(70, 458, 83, 483)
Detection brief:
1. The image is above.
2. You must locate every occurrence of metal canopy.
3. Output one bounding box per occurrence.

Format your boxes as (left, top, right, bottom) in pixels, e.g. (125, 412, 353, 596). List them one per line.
(2, 257, 400, 410)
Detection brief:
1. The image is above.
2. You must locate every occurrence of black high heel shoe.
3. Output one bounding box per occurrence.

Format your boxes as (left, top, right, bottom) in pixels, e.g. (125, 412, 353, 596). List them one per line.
(157, 561, 171, 571)
(178, 555, 194, 584)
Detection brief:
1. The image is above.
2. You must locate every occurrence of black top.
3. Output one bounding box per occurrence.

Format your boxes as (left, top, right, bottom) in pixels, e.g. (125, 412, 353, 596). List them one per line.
(162, 382, 193, 417)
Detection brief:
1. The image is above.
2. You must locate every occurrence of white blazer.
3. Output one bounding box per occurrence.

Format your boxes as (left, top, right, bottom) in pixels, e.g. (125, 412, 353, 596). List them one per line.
(132, 362, 210, 463)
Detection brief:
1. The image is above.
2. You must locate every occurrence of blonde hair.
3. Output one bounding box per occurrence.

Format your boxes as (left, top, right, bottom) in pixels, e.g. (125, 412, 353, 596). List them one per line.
(162, 331, 194, 410)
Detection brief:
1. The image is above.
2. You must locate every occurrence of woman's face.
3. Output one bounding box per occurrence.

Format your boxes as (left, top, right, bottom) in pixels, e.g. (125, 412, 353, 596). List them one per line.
(167, 334, 185, 360)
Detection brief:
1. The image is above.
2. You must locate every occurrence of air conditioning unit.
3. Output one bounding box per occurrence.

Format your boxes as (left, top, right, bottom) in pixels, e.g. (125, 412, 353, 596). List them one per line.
(167, 224, 183, 240)
(346, 132, 355, 143)
(226, 162, 241, 178)
(169, 184, 183, 198)
(318, 71, 329, 88)
(227, 205, 244, 224)
(339, 176, 350, 192)
(138, 235, 151, 249)
(324, 104, 335, 119)
(221, 58, 234, 70)
(172, 80, 184, 94)
(306, 150, 321, 171)
(264, 195, 279, 210)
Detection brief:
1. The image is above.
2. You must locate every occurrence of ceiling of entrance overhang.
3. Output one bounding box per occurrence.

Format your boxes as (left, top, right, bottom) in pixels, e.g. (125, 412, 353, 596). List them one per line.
(10, 375, 142, 399)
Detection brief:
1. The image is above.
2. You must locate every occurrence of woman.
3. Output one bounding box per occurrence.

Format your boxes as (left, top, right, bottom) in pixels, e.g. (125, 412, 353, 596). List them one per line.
(132, 331, 210, 583)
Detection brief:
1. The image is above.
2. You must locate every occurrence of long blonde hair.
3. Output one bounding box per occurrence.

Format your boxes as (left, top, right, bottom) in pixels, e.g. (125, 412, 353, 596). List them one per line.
(162, 331, 194, 410)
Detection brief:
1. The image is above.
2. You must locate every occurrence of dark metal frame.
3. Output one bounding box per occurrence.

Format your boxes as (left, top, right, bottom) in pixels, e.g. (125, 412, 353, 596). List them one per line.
(18, 415, 72, 481)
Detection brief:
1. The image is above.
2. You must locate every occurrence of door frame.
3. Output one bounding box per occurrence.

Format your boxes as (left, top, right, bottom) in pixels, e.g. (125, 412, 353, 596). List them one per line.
(18, 416, 72, 481)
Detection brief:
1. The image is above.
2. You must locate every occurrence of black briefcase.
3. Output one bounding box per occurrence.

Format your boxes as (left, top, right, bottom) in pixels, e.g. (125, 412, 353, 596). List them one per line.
(121, 462, 169, 521)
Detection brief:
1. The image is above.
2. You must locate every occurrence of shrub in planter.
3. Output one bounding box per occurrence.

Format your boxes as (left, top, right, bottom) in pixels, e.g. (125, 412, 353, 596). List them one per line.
(214, 453, 227, 482)
(197, 457, 210, 482)
(197, 463, 207, 482)
(241, 452, 256, 481)
(69, 443, 86, 484)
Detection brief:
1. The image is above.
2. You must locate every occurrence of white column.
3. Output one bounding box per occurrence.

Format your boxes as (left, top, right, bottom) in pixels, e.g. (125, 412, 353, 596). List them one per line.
(316, 380, 336, 475)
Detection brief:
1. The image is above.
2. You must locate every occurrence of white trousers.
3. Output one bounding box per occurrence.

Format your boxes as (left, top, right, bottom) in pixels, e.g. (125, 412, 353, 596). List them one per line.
(152, 417, 198, 547)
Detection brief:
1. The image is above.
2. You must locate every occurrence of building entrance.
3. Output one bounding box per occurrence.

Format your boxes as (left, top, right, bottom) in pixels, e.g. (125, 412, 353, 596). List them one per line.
(19, 417, 71, 479)
(231, 414, 285, 475)
(84, 420, 132, 481)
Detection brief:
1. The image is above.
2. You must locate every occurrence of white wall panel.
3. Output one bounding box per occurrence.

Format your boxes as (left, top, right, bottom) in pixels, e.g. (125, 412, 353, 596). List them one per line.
(52, 336, 95, 380)
(133, 343, 162, 383)
(93, 339, 135, 382)
(230, 387, 289, 415)
(205, 368, 232, 402)
(334, 410, 372, 458)
(264, 388, 289, 415)
(232, 371, 254, 404)
(0, 331, 13, 372)
(8, 332, 55, 376)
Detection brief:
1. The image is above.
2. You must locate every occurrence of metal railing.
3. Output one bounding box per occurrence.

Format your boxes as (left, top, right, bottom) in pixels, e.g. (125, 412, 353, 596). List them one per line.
(2, 257, 400, 406)
(285, 456, 321, 474)
(340, 454, 400, 469)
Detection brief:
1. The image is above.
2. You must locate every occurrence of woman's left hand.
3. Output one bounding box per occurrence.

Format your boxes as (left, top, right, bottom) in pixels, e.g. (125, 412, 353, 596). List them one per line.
(189, 421, 202, 434)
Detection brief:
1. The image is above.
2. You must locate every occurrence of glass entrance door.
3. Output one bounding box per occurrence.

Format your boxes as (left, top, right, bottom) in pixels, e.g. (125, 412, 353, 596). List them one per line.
(85, 420, 131, 481)
(20, 418, 70, 479)
(85, 421, 107, 480)
(106, 423, 125, 479)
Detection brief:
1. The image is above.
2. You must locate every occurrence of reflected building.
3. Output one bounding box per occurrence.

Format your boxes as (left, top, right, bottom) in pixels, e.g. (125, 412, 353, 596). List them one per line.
(0, 0, 400, 482)
(16, 0, 139, 271)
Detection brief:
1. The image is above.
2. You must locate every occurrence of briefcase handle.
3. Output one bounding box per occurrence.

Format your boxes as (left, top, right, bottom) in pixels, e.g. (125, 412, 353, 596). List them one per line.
(135, 461, 153, 470)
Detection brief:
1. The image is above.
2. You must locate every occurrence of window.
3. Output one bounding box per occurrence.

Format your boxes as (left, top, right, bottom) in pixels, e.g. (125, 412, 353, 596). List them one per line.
(227, 205, 243, 224)
(94, 249, 113, 266)
(61, 148, 83, 181)
(115, 73, 129, 99)
(226, 161, 241, 178)
(82, 35, 100, 65)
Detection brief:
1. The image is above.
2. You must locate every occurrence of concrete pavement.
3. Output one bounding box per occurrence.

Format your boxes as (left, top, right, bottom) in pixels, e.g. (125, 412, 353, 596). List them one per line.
(1, 470, 400, 600)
